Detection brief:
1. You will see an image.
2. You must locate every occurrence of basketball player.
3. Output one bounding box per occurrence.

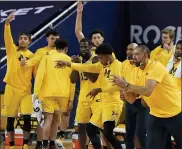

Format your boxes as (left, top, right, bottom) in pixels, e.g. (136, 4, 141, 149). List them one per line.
(21, 29, 60, 149)
(2, 12, 35, 149)
(56, 43, 123, 149)
(68, 38, 100, 149)
(111, 45, 182, 149)
(75, 1, 116, 60)
(150, 28, 175, 67)
(165, 40, 182, 149)
(75, 2, 115, 148)
(33, 39, 75, 149)
(122, 43, 147, 149)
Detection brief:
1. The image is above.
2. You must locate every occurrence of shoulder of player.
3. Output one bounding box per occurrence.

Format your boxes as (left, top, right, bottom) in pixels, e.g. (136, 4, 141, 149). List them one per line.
(35, 46, 48, 54)
(92, 55, 99, 64)
(148, 60, 167, 73)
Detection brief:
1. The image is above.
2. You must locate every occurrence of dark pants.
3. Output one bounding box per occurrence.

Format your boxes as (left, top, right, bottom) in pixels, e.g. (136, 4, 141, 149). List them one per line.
(125, 99, 148, 149)
(147, 112, 182, 149)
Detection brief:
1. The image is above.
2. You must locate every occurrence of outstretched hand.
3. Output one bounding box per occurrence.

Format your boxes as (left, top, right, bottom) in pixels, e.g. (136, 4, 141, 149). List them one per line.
(86, 88, 101, 100)
(6, 12, 15, 24)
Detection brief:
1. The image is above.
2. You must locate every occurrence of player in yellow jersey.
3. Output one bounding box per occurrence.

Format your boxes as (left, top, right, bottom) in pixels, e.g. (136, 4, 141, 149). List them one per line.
(111, 45, 182, 149)
(150, 28, 175, 67)
(21, 29, 60, 149)
(56, 43, 123, 149)
(67, 38, 100, 149)
(2, 12, 36, 149)
(167, 40, 182, 94)
(33, 39, 75, 149)
(75, 1, 116, 60)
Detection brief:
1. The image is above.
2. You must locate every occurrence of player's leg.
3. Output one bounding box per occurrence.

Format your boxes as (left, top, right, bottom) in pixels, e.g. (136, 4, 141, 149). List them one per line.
(20, 93, 33, 149)
(49, 110, 61, 149)
(58, 112, 70, 139)
(88, 103, 103, 149)
(35, 124, 43, 149)
(42, 98, 55, 148)
(86, 122, 102, 149)
(2, 84, 21, 149)
(103, 121, 122, 149)
(102, 104, 123, 149)
(75, 100, 92, 149)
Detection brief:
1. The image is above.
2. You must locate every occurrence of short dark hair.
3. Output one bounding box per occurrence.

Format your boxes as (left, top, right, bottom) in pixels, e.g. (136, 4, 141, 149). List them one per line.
(45, 29, 59, 37)
(136, 45, 150, 57)
(19, 32, 31, 41)
(161, 28, 175, 40)
(80, 38, 92, 46)
(95, 43, 113, 55)
(176, 40, 182, 45)
(90, 28, 104, 39)
(55, 39, 68, 50)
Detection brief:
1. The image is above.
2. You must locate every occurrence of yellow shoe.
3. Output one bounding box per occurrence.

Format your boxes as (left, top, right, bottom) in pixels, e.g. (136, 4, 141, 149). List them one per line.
(22, 144, 29, 149)
(10, 146, 15, 149)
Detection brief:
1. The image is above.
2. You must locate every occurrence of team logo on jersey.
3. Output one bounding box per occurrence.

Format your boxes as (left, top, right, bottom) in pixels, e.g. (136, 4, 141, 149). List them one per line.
(104, 69, 111, 78)
(112, 110, 118, 117)
(46, 52, 49, 55)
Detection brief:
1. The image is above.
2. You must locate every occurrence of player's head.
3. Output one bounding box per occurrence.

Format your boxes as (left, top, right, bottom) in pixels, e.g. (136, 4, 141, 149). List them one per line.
(45, 29, 59, 48)
(55, 39, 68, 53)
(161, 28, 175, 45)
(79, 38, 92, 57)
(18, 32, 31, 49)
(126, 43, 138, 60)
(133, 45, 150, 67)
(95, 43, 113, 66)
(174, 40, 182, 59)
(90, 29, 104, 47)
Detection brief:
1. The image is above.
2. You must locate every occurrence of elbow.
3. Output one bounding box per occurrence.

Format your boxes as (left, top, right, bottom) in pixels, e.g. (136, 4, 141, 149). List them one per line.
(145, 89, 153, 97)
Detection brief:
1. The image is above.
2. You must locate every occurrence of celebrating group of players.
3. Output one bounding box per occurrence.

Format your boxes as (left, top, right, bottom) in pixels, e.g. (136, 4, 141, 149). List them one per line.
(1, 2, 182, 149)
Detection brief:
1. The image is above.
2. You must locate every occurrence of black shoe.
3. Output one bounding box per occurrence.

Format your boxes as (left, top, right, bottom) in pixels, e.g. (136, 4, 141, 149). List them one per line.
(35, 144, 42, 149)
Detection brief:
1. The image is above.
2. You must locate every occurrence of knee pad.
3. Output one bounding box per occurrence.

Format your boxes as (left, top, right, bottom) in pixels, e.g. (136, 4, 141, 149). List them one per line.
(23, 115, 31, 132)
(7, 117, 15, 132)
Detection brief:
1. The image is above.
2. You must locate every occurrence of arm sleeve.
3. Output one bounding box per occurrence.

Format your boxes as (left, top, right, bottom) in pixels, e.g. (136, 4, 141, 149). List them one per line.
(71, 62, 100, 73)
(34, 57, 47, 95)
(4, 23, 16, 56)
(147, 63, 166, 83)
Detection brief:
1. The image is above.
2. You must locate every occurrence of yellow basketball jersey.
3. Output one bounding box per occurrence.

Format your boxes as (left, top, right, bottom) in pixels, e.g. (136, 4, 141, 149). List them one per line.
(79, 54, 100, 101)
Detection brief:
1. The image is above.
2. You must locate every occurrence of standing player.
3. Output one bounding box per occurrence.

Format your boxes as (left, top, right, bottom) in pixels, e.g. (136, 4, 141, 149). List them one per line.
(75, 1, 116, 60)
(150, 28, 175, 67)
(111, 45, 182, 149)
(2, 12, 35, 149)
(167, 39, 182, 94)
(56, 43, 123, 149)
(68, 38, 100, 149)
(22, 29, 60, 149)
(33, 39, 75, 149)
(122, 43, 147, 149)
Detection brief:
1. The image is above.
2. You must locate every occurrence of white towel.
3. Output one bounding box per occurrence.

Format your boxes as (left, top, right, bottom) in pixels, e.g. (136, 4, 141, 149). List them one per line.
(166, 52, 181, 78)
(32, 99, 44, 128)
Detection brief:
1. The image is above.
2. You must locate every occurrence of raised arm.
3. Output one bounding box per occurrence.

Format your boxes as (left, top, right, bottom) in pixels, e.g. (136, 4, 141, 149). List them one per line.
(75, 1, 85, 42)
(4, 12, 16, 56)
